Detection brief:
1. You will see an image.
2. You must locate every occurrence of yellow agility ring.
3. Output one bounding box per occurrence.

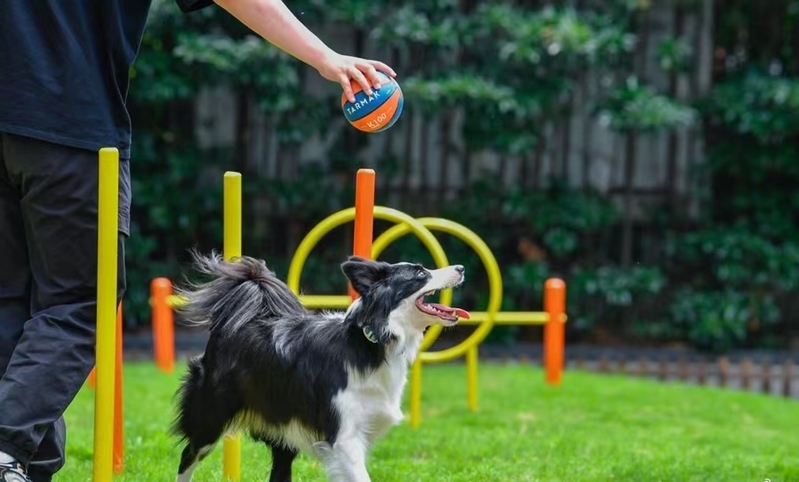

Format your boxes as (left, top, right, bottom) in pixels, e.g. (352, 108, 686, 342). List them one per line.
(286, 206, 454, 313)
(372, 217, 502, 362)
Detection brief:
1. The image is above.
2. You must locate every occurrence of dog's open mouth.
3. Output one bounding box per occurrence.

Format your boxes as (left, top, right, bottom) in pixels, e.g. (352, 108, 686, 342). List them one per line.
(415, 291, 470, 322)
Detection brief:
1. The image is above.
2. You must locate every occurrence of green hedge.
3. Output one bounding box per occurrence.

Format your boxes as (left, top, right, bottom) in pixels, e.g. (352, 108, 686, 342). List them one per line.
(120, 0, 799, 353)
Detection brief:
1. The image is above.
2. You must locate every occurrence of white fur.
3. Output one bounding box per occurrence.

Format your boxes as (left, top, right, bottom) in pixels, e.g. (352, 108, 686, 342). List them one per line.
(176, 444, 215, 482)
(322, 332, 421, 481)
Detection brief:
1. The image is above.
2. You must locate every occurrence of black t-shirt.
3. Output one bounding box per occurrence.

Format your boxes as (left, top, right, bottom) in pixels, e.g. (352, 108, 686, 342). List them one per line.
(0, 0, 212, 158)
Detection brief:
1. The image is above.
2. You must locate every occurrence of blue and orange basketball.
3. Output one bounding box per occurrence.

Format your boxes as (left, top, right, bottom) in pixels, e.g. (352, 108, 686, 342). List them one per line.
(341, 71, 403, 133)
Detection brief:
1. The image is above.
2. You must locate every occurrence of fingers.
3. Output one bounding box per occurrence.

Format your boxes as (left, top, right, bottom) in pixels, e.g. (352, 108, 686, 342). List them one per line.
(356, 60, 396, 89)
(368, 60, 397, 78)
(339, 57, 398, 104)
(340, 73, 356, 104)
(353, 61, 384, 90)
(340, 68, 372, 104)
(348, 65, 374, 97)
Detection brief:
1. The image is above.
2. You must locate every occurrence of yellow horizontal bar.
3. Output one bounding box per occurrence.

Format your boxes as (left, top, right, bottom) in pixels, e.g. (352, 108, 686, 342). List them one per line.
(152, 295, 567, 324)
(457, 311, 546, 325)
(297, 295, 352, 309)
(151, 294, 353, 310)
(168, 295, 186, 308)
(144, 295, 187, 308)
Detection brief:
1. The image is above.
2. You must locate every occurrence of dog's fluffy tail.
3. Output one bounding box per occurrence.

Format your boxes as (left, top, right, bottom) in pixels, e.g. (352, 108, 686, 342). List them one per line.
(177, 250, 305, 332)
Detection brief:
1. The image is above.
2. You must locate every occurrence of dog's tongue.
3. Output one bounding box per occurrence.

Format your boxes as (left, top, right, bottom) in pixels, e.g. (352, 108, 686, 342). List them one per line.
(429, 303, 471, 319)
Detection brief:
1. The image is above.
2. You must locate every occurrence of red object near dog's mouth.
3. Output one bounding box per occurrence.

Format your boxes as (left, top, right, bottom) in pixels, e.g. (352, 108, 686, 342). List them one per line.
(415, 296, 470, 321)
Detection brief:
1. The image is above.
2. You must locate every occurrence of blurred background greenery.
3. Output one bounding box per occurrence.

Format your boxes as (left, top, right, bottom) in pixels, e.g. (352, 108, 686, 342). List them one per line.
(123, 0, 799, 354)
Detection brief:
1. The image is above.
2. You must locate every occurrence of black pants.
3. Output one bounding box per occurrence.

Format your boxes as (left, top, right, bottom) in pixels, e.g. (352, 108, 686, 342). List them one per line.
(0, 132, 130, 481)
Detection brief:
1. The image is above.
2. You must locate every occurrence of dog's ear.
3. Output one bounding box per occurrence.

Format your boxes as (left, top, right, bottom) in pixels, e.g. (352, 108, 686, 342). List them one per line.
(341, 256, 387, 296)
(342, 257, 395, 344)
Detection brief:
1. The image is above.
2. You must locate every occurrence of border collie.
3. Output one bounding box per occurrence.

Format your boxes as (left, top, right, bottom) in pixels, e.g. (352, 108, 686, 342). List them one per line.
(171, 252, 469, 482)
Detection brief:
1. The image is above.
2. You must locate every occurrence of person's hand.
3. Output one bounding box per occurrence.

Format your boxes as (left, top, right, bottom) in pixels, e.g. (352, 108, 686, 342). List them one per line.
(315, 52, 397, 104)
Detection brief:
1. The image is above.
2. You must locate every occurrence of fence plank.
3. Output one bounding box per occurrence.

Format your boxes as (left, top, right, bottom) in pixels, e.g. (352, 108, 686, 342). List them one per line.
(677, 357, 688, 382)
(599, 356, 609, 373)
(718, 357, 729, 388)
(741, 359, 752, 391)
(698, 361, 706, 386)
(762, 363, 772, 394)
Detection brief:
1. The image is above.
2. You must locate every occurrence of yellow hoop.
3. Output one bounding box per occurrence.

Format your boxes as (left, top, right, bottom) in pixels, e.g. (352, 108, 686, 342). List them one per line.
(286, 207, 453, 316)
(372, 217, 501, 362)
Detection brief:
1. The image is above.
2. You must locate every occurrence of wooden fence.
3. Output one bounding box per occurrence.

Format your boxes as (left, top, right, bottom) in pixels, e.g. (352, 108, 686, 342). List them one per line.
(479, 346, 799, 400)
(570, 356, 797, 399)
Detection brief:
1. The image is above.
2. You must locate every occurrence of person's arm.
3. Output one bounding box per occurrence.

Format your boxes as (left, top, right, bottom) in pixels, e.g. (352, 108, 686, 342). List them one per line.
(213, 0, 396, 103)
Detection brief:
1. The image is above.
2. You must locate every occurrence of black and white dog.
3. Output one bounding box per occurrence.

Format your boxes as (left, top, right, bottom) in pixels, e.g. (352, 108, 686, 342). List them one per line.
(171, 252, 469, 482)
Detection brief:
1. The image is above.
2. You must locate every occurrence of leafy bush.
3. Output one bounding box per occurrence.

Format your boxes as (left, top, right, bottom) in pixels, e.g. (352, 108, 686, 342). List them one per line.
(702, 71, 799, 144)
(569, 265, 665, 332)
(699, 71, 799, 244)
(668, 289, 781, 353)
(596, 77, 696, 132)
(666, 229, 799, 292)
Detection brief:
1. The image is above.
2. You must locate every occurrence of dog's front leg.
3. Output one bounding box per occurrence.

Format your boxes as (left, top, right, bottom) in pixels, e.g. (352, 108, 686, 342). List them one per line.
(313, 439, 371, 482)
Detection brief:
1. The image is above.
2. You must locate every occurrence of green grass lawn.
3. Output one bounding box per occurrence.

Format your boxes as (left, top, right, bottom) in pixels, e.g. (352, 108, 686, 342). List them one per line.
(57, 361, 798, 481)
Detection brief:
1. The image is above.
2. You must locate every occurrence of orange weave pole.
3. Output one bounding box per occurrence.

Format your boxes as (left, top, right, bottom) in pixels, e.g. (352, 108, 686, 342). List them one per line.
(544, 278, 566, 385)
(151, 278, 175, 373)
(349, 169, 375, 299)
(114, 303, 124, 474)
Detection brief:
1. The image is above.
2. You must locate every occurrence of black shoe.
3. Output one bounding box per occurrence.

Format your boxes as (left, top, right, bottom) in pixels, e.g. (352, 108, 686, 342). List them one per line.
(0, 461, 32, 482)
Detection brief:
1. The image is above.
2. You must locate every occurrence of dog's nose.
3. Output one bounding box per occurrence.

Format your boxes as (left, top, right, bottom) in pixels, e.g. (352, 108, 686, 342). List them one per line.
(454, 265, 465, 274)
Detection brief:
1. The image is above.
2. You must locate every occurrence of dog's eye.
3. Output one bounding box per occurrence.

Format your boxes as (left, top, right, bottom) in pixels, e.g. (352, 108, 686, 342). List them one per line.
(416, 269, 427, 278)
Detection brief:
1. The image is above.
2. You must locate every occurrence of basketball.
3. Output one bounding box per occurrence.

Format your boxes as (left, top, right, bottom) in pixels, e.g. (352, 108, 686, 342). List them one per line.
(341, 71, 403, 133)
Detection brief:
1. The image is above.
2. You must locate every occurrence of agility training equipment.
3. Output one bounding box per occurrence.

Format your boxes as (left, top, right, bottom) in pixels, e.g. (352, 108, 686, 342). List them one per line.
(151, 278, 175, 374)
(222, 172, 243, 482)
(341, 71, 403, 132)
(143, 167, 567, 480)
(86, 303, 124, 475)
(283, 170, 568, 427)
(91, 158, 249, 480)
(93, 148, 119, 482)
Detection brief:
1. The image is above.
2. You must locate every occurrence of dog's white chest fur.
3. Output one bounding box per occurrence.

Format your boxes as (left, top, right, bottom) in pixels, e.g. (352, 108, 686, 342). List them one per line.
(335, 356, 409, 444)
(305, 347, 420, 482)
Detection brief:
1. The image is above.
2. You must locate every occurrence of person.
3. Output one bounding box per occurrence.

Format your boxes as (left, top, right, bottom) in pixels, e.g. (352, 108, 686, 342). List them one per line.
(0, 0, 396, 480)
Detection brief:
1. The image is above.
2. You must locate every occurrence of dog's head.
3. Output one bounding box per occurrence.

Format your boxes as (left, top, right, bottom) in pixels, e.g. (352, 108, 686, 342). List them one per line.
(341, 256, 470, 345)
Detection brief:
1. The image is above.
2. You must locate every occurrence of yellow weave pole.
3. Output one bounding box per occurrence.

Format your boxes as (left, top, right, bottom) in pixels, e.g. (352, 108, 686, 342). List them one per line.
(222, 172, 242, 481)
(93, 148, 119, 482)
(409, 359, 423, 428)
(466, 345, 478, 412)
